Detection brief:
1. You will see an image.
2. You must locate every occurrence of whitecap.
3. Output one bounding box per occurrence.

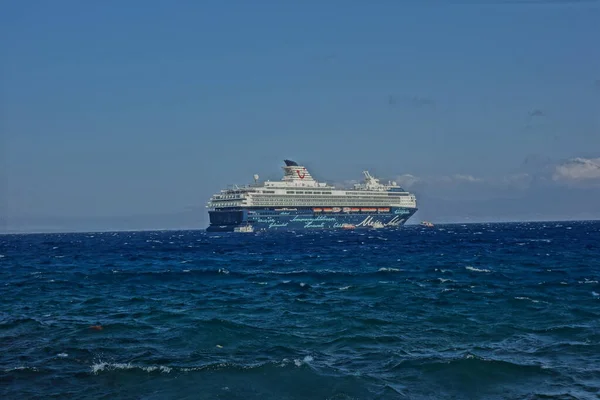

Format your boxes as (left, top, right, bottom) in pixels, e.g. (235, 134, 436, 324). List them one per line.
(378, 267, 403, 272)
(515, 296, 545, 304)
(299, 282, 307, 287)
(465, 266, 492, 272)
(339, 286, 351, 290)
(438, 278, 452, 283)
(218, 268, 230, 275)
(91, 362, 172, 374)
(593, 292, 599, 297)
(183, 269, 190, 273)
(5, 366, 39, 372)
(465, 266, 491, 273)
(57, 353, 68, 358)
(0, 255, 5, 258)
(294, 355, 313, 367)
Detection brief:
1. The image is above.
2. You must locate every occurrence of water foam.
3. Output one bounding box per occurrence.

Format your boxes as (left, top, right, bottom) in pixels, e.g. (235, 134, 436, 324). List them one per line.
(4, 366, 39, 372)
(91, 362, 172, 374)
(378, 268, 403, 272)
(514, 296, 547, 304)
(294, 355, 314, 367)
(465, 266, 491, 273)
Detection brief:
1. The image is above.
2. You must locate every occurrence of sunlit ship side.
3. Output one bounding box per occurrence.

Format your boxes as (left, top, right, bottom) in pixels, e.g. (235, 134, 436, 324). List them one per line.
(206, 160, 418, 232)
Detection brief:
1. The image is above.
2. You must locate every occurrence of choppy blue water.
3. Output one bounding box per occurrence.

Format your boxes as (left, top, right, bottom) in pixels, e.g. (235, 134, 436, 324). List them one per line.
(1, 222, 599, 399)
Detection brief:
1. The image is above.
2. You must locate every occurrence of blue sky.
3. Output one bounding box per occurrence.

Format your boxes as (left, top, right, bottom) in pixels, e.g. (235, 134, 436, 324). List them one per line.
(1, 1, 599, 231)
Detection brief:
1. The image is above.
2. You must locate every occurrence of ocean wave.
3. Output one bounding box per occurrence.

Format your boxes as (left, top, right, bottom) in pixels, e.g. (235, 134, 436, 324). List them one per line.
(378, 267, 403, 273)
(91, 362, 172, 374)
(90, 356, 315, 376)
(514, 296, 548, 304)
(391, 354, 553, 377)
(465, 266, 491, 273)
(3, 366, 40, 372)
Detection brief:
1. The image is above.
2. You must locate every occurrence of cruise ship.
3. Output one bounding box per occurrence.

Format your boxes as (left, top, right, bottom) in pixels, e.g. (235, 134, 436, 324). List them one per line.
(206, 160, 418, 232)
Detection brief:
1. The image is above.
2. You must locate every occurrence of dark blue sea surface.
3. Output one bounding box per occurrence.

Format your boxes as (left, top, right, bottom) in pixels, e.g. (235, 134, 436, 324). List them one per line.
(1, 222, 599, 399)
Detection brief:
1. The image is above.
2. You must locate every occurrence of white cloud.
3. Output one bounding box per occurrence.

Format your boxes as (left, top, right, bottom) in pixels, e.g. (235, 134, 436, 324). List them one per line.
(552, 158, 600, 182)
(395, 174, 420, 188)
(499, 173, 533, 189)
(452, 174, 483, 183)
(394, 173, 486, 188)
(392, 156, 600, 194)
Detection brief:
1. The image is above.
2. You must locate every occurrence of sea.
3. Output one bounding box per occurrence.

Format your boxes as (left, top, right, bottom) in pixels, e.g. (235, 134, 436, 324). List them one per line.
(1, 221, 599, 399)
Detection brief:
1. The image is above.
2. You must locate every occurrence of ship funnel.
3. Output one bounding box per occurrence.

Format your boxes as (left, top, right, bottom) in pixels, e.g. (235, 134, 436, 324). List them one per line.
(281, 160, 317, 184)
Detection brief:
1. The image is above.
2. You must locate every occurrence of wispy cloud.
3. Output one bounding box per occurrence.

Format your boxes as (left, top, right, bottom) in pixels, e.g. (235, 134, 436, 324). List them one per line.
(394, 173, 485, 189)
(528, 109, 545, 118)
(395, 174, 420, 188)
(395, 156, 600, 194)
(452, 174, 483, 183)
(552, 157, 600, 182)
